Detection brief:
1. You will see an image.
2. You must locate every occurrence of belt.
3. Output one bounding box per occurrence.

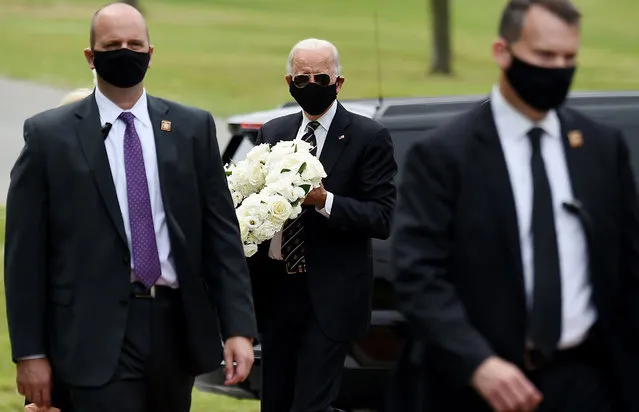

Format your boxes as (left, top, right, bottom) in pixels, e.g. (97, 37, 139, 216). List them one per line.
(131, 282, 178, 299)
(523, 341, 592, 371)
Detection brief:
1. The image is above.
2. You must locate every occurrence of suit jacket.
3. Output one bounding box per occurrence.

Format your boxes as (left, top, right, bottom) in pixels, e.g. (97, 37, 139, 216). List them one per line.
(4, 93, 257, 387)
(248, 102, 397, 342)
(390, 100, 639, 410)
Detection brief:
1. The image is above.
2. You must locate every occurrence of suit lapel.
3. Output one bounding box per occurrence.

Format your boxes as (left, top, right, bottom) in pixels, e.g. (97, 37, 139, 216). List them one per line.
(474, 102, 526, 300)
(320, 103, 351, 176)
(74, 94, 127, 246)
(557, 108, 590, 208)
(147, 96, 176, 219)
(279, 113, 302, 143)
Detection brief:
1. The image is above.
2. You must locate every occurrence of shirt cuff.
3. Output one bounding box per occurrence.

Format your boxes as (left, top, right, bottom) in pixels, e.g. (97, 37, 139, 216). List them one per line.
(316, 191, 334, 218)
(17, 355, 46, 361)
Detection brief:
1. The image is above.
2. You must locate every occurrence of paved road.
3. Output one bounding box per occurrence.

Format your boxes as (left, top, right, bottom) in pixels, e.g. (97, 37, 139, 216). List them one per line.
(0, 76, 230, 204)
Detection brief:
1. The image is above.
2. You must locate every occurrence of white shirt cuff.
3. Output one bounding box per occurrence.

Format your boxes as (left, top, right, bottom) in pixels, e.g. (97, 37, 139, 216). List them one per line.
(18, 355, 46, 361)
(316, 191, 334, 218)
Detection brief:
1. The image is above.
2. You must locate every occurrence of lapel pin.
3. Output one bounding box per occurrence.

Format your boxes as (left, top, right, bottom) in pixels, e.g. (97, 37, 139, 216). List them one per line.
(568, 130, 583, 148)
(338, 135, 345, 141)
(161, 120, 172, 132)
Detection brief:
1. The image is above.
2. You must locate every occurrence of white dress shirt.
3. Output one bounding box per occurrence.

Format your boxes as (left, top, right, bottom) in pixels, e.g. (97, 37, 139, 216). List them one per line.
(268, 100, 337, 260)
(95, 86, 178, 287)
(490, 86, 596, 349)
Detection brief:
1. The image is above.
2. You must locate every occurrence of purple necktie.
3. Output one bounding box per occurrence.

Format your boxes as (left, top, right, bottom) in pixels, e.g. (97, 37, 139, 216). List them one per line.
(119, 112, 161, 288)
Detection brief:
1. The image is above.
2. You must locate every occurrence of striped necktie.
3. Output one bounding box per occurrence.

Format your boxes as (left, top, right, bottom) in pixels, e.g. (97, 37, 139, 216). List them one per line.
(281, 121, 320, 274)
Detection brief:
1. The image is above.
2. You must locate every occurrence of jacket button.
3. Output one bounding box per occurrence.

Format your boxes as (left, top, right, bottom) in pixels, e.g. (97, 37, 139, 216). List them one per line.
(123, 256, 130, 265)
(120, 299, 128, 307)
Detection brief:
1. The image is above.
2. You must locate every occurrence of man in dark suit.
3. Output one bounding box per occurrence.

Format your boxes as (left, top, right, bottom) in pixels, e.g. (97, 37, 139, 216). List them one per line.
(4, 3, 257, 411)
(249, 38, 397, 412)
(390, 1, 639, 411)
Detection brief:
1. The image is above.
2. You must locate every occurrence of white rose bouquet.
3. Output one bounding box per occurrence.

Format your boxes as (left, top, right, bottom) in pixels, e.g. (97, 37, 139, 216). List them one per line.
(225, 139, 327, 257)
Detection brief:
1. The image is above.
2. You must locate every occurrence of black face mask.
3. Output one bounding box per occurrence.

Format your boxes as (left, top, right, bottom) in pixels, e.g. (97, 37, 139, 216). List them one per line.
(505, 54, 576, 111)
(289, 81, 338, 116)
(93, 48, 151, 88)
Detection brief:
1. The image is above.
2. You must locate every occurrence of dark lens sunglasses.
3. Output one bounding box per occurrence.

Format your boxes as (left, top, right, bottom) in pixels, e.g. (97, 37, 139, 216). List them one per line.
(291, 73, 337, 88)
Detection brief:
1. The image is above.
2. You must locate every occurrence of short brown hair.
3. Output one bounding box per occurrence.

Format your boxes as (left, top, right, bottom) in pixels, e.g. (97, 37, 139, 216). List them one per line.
(498, 0, 581, 43)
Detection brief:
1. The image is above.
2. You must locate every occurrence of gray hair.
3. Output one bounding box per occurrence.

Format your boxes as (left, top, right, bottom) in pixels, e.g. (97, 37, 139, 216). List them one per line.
(286, 38, 342, 76)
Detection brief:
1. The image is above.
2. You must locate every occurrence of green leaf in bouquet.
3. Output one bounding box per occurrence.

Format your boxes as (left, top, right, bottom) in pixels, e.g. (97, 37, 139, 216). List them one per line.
(225, 171, 232, 176)
(281, 168, 291, 173)
(300, 184, 311, 194)
(298, 162, 307, 174)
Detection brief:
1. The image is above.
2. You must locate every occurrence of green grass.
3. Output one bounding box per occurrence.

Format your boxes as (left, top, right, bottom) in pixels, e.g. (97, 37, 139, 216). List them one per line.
(0, 205, 257, 410)
(0, 0, 638, 117)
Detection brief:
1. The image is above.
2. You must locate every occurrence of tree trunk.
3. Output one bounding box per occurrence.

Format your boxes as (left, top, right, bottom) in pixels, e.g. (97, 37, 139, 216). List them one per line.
(429, 0, 452, 74)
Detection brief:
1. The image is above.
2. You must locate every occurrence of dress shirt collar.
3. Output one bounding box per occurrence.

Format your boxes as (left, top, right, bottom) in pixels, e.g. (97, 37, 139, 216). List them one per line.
(300, 99, 338, 133)
(94, 85, 151, 129)
(491, 85, 561, 140)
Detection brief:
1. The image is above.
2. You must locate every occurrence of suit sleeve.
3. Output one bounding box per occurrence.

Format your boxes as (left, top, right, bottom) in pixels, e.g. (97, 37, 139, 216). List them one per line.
(615, 132, 639, 339)
(327, 128, 397, 239)
(4, 118, 48, 361)
(392, 137, 494, 388)
(201, 112, 257, 340)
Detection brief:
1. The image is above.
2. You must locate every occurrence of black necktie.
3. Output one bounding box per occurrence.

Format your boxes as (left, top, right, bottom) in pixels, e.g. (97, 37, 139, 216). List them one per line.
(302, 121, 320, 156)
(281, 121, 320, 274)
(527, 127, 562, 356)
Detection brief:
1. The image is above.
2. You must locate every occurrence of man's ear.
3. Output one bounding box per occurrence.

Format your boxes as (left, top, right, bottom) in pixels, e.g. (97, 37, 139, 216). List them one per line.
(84, 47, 95, 69)
(148, 45, 155, 67)
(336, 76, 345, 94)
(492, 38, 512, 71)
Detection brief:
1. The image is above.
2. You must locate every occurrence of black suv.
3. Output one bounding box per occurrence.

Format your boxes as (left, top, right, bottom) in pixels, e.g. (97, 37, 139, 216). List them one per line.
(196, 91, 639, 411)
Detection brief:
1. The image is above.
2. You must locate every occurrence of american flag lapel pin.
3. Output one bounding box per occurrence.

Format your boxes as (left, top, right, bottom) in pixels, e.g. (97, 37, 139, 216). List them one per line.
(161, 120, 172, 132)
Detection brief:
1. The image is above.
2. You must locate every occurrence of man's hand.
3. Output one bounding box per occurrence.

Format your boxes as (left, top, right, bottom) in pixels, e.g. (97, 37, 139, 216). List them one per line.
(223, 336, 254, 386)
(302, 182, 327, 208)
(17, 358, 52, 410)
(471, 356, 542, 412)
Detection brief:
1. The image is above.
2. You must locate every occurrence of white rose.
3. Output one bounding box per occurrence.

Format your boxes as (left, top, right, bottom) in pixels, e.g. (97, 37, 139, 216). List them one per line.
(301, 157, 327, 186)
(247, 162, 266, 188)
(243, 243, 258, 257)
(291, 139, 313, 154)
(269, 142, 296, 162)
(265, 175, 297, 202)
(267, 194, 293, 224)
(289, 203, 303, 219)
(246, 143, 271, 163)
(238, 193, 269, 221)
(292, 186, 306, 200)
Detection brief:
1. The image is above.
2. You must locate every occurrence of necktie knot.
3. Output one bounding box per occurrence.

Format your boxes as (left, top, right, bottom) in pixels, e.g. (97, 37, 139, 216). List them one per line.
(119, 111, 135, 127)
(527, 127, 544, 154)
(306, 121, 320, 132)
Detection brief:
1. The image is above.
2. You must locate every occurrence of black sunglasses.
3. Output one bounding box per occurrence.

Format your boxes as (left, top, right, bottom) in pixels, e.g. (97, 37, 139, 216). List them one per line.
(291, 73, 337, 88)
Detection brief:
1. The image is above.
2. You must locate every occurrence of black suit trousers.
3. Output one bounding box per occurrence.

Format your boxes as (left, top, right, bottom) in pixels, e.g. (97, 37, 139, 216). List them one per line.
(68, 286, 194, 412)
(260, 271, 347, 412)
